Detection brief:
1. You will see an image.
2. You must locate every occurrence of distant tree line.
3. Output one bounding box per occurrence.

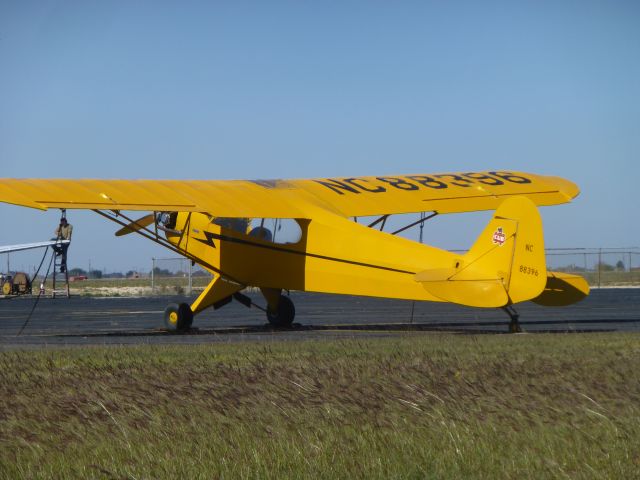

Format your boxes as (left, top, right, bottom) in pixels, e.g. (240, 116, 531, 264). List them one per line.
(66, 267, 210, 279)
(556, 261, 627, 273)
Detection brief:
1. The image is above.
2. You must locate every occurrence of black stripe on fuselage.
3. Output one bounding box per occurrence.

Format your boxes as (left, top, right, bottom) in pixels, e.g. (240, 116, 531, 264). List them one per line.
(195, 231, 417, 276)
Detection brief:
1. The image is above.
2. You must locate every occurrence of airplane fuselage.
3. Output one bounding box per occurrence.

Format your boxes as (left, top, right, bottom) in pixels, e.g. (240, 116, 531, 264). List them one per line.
(165, 211, 453, 303)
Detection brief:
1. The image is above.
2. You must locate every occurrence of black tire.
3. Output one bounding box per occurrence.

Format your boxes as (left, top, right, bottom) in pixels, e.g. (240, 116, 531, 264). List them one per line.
(266, 295, 295, 327)
(164, 302, 194, 331)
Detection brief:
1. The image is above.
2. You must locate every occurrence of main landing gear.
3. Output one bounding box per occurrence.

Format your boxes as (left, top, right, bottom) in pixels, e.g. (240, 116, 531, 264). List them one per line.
(266, 294, 295, 328)
(256, 288, 296, 328)
(162, 290, 296, 332)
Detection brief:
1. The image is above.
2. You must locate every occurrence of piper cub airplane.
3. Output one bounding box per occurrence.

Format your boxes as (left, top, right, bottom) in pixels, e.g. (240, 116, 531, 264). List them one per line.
(0, 170, 589, 332)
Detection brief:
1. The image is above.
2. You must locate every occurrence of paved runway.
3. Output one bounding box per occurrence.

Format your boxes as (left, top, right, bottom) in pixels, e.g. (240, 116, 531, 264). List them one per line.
(1, 288, 639, 348)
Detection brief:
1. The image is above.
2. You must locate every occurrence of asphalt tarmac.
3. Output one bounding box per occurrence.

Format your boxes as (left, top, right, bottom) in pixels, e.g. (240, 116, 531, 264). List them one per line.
(1, 288, 639, 348)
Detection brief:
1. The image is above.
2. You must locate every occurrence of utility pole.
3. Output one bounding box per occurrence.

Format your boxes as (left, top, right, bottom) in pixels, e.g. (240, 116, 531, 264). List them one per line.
(598, 248, 602, 288)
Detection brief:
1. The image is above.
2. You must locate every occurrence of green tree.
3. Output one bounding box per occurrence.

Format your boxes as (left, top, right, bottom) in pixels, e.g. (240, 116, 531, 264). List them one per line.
(152, 267, 173, 277)
(89, 269, 103, 279)
(596, 262, 615, 272)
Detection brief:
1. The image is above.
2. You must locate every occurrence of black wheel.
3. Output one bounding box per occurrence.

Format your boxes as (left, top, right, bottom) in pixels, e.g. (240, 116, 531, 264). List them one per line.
(164, 302, 194, 331)
(266, 295, 295, 327)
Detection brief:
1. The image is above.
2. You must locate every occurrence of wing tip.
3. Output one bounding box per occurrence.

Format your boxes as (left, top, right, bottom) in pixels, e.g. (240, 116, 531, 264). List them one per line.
(543, 175, 581, 201)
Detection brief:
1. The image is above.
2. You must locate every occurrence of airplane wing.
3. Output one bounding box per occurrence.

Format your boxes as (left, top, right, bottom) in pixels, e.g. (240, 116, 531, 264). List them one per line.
(0, 239, 70, 254)
(0, 171, 578, 218)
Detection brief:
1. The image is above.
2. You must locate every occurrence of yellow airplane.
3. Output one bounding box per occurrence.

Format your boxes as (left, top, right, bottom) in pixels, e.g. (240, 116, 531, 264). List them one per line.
(0, 170, 589, 332)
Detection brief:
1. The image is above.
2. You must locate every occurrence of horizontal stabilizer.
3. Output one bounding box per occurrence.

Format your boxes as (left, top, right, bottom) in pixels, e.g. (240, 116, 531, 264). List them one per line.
(414, 268, 509, 307)
(531, 271, 590, 306)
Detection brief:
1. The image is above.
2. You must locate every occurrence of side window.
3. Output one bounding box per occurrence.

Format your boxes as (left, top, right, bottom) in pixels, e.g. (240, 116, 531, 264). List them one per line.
(249, 218, 302, 244)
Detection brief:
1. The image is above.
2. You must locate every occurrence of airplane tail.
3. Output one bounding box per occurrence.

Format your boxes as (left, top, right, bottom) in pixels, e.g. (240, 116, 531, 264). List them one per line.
(415, 196, 549, 308)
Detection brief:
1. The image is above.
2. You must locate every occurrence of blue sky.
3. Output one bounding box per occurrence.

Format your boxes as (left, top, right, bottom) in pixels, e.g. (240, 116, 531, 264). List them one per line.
(1, 1, 638, 273)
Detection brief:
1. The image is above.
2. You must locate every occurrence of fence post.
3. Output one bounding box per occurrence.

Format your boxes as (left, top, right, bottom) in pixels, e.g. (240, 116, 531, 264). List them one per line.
(151, 257, 155, 293)
(598, 248, 602, 288)
(188, 260, 192, 295)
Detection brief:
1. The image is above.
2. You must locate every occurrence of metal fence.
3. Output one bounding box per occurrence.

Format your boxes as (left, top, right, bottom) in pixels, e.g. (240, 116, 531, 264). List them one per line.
(545, 248, 640, 288)
(150, 248, 640, 292)
(150, 257, 212, 294)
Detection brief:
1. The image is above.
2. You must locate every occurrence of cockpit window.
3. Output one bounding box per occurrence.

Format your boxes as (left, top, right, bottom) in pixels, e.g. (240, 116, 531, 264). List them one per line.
(249, 218, 302, 244)
(211, 217, 302, 244)
(212, 217, 250, 234)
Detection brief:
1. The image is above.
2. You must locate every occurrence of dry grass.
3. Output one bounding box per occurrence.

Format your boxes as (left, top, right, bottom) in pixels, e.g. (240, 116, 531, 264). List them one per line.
(579, 271, 640, 287)
(1, 333, 639, 478)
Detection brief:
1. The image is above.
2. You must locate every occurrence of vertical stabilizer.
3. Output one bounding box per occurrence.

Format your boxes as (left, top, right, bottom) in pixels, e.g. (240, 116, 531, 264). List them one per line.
(415, 196, 547, 307)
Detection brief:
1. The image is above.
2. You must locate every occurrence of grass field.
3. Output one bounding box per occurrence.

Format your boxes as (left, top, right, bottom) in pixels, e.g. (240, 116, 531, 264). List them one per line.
(580, 271, 640, 287)
(2, 333, 639, 479)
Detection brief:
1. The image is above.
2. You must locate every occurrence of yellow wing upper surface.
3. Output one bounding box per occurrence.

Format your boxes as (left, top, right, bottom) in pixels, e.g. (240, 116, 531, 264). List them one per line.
(293, 171, 579, 216)
(0, 171, 579, 218)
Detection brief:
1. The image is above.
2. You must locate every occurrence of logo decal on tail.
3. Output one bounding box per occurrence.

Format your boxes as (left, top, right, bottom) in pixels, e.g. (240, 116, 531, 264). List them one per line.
(492, 227, 506, 246)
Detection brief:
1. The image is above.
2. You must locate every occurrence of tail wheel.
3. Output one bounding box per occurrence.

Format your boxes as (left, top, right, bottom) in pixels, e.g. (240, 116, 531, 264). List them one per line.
(266, 295, 295, 328)
(164, 302, 194, 332)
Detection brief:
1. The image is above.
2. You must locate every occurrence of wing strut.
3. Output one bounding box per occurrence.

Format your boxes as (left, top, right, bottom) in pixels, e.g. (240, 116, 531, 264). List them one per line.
(362, 212, 437, 234)
(391, 212, 438, 235)
(367, 215, 390, 230)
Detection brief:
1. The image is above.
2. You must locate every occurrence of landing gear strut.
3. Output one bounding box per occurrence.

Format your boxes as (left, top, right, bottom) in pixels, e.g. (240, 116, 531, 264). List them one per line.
(164, 302, 194, 332)
(502, 305, 522, 333)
